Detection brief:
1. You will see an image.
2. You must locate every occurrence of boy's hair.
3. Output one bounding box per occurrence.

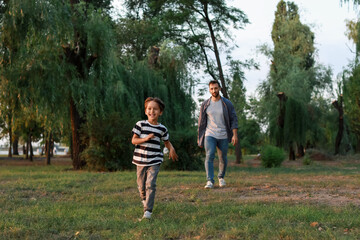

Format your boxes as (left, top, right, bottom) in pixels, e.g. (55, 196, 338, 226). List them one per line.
(144, 97, 165, 112)
(209, 80, 221, 88)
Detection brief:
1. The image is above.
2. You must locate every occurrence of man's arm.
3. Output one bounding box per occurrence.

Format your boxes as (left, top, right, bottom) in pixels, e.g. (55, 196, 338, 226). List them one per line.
(231, 128, 238, 146)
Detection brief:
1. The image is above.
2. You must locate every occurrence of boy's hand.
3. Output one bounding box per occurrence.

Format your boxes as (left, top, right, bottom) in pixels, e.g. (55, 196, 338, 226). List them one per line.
(145, 133, 154, 141)
(169, 148, 178, 162)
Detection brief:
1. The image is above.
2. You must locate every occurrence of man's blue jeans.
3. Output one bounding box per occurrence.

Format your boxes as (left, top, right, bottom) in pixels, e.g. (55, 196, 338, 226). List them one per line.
(204, 136, 228, 183)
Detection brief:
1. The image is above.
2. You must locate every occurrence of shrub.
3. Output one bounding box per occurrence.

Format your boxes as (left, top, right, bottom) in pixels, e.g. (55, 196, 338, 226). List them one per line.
(260, 145, 285, 168)
(305, 148, 333, 161)
(302, 154, 313, 165)
(161, 128, 203, 171)
(81, 112, 135, 171)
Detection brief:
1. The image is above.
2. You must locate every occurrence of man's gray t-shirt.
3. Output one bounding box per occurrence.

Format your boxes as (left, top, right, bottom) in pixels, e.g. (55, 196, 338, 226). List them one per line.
(205, 99, 228, 139)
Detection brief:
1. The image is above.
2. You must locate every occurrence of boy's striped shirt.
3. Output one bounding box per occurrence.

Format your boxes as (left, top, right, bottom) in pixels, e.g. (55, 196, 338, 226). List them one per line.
(132, 120, 169, 166)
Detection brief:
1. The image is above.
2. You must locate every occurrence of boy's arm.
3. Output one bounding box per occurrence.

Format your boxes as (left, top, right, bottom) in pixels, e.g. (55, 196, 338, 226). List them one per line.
(131, 133, 154, 145)
(164, 140, 178, 161)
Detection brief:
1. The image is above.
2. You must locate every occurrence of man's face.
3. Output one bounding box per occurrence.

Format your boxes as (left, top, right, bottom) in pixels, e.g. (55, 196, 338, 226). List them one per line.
(209, 83, 221, 98)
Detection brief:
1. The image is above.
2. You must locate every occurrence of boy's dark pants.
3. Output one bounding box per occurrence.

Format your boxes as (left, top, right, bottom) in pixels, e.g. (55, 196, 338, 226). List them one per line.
(136, 164, 160, 213)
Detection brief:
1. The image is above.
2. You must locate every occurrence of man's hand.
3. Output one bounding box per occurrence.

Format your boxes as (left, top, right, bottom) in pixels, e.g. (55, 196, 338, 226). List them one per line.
(231, 135, 238, 146)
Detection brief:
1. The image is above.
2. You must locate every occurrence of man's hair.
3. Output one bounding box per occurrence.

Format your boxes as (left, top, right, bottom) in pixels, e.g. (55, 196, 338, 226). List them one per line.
(144, 97, 165, 112)
(209, 80, 221, 88)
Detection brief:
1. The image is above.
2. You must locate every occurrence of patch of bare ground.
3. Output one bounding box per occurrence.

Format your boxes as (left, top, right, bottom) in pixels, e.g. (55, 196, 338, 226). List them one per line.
(0, 155, 72, 166)
(170, 155, 360, 207)
(234, 153, 360, 168)
(215, 184, 360, 207)
(161, 181, 360, 207)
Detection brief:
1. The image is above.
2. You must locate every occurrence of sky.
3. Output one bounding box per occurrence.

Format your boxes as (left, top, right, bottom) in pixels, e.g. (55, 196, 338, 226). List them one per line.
(111, 0, 359, 98)
(229, 0, 358, 97)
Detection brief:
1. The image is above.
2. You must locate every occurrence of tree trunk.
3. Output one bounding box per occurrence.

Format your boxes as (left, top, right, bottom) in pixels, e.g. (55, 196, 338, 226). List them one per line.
(45, 132, 52, 165)
(50, 137, 54, 157)
(289, 145, 295, 161)
(8, 124, 12, 158)
(27, 134, 33, 161)
(29, 134, 33, 162)
(12, 137, 19, 155)
(70, 98, 86, 169)
(26, 140, 29, 160)
(332, 96, 344, 155)
(356, 137, 360, 153)
(203, 3, 228, 98)
(70, 132, 73, 159)
(23, 145, 26, 157)
(297, 144, 305, 158)
(276, 92, 287, 147)
(235, 133, 242, 164)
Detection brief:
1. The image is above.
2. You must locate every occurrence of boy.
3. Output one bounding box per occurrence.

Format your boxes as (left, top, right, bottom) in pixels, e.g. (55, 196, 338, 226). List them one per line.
(132, 97, 178, 220)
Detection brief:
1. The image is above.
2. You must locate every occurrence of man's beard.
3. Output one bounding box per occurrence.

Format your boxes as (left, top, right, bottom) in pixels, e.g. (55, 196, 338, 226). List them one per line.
(212, 92, 219, 98)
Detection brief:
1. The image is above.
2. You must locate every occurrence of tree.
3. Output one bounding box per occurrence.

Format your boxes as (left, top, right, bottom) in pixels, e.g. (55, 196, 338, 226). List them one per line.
(342, 8, 360, 152)
(259, 0, 332, 159)
(122, 0, 251, 162)
(123, 0, 252, 95)
(0, 0, 120, 169)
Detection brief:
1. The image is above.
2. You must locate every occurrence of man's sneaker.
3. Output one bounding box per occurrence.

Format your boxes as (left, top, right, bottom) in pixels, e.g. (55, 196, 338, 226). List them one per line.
(219, 178, 226, 187)
(204, 181, 214, 189)
(143, 211, 152, 219)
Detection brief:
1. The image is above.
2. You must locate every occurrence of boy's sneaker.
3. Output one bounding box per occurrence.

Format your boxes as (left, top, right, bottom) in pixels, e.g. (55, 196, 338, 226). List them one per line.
(219, 178, 226, 187)
(143, 211, 152, 219)
(204, 181, 214, 189)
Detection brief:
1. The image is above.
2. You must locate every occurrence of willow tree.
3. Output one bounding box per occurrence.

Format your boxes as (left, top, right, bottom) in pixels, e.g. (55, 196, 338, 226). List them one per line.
(260, 0, 332, 159)
(342, 19, 360, 151)
(1, 0, 120, 169)
(0, 0, 21, 158)
(340, 0, 360, 152)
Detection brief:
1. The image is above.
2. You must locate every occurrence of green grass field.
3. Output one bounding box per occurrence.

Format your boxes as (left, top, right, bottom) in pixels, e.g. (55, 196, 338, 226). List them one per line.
(1, 155, 360, 239)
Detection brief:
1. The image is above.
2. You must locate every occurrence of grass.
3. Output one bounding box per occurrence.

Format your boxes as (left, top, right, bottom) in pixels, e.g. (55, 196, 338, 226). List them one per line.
(0, 155, 360, 239)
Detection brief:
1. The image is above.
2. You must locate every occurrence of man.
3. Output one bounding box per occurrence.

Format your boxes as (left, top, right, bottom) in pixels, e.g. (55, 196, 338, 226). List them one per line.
(197, 80, 238, 189)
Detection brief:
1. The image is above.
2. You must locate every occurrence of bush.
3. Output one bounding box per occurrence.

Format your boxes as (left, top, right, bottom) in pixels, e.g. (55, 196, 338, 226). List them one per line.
(81, 112, 135, 171)
(302, 154, 313, 165)
(161, 128, 203, 171)
(305, 148, 333, 161)
(260, 145, 285, 168)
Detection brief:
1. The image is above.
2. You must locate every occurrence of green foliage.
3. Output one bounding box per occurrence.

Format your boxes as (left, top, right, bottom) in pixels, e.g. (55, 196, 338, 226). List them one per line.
(260, 145, 285, 168)
(238, 119, 261, 154)
(343, 66, 360, 139)
(80, 112, 135, 171)
(256, 0, 334, 154)
(123, 0, 250, 98)
(161, 128, 203, 171)
(283, 97, 307, 147)
(302, 154, 313, 165)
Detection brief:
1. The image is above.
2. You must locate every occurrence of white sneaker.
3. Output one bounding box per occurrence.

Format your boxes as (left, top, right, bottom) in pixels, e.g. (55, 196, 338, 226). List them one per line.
(143, 211, 152, 219)
(204, 181, 214, 189)
(219, 178, 226, 187)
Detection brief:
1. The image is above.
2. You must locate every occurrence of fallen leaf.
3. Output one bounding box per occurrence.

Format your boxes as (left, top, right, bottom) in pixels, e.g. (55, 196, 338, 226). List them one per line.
(310, 222, 319, 227)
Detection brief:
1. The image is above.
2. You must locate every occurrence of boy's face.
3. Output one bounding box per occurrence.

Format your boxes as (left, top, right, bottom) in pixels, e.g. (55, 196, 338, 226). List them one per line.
(145, 101, 163, 123)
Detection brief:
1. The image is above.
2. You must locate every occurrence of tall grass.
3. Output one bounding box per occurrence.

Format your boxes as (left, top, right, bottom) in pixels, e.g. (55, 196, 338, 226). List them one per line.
(1, 157, 360, 239)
